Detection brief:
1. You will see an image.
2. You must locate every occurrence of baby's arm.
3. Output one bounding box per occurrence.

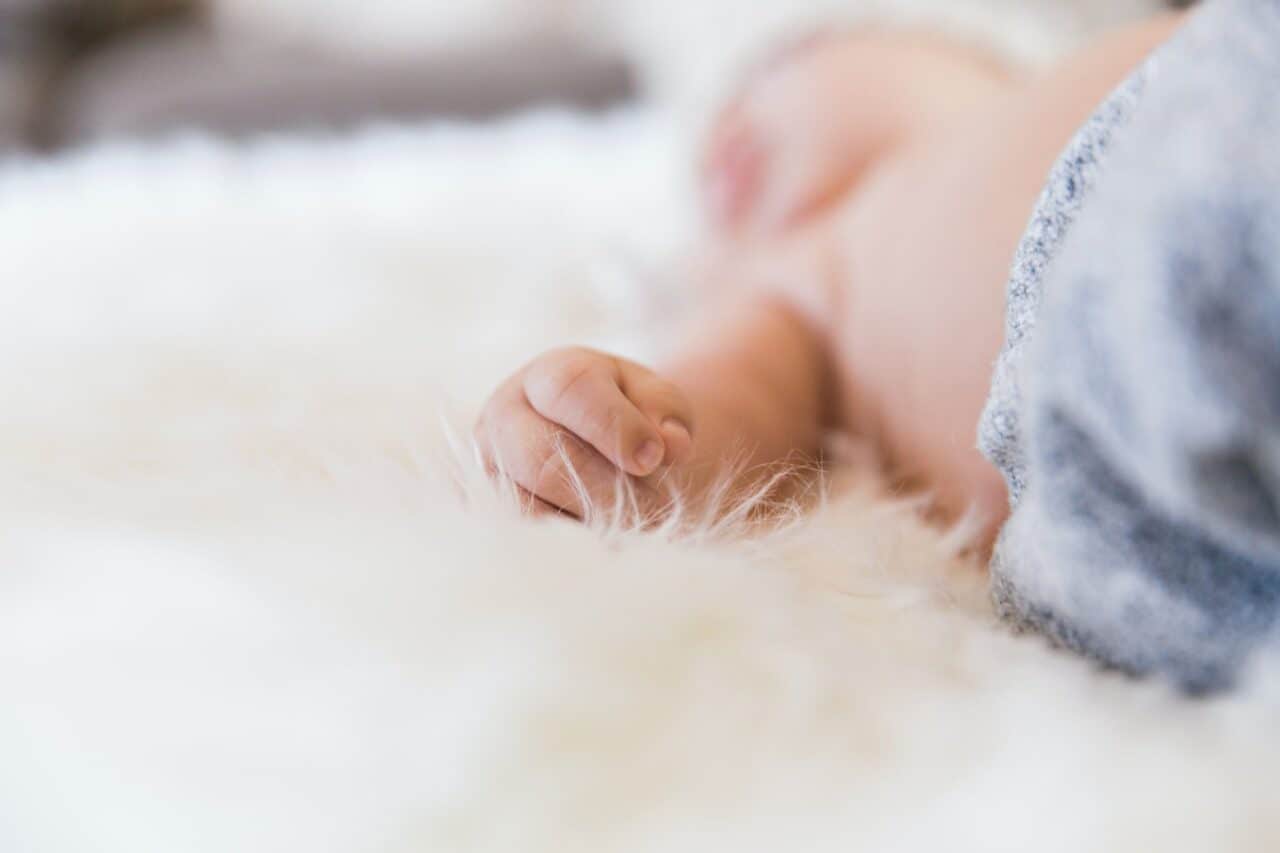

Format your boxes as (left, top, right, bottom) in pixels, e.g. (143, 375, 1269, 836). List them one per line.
(661, 295, 832, 491)
(474, 295, 831, 520)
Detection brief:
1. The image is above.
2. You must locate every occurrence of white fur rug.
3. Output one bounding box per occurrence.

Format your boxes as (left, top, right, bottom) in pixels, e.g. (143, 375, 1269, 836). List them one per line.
(4, 109, 1280, 852)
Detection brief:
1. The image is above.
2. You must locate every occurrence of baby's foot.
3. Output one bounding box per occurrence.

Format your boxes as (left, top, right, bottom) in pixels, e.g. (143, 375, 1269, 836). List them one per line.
(702, 29, 1013, 236)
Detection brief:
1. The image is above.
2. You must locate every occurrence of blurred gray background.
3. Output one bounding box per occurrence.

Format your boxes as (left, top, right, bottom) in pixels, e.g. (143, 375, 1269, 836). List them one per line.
(0, 0, 634, 154)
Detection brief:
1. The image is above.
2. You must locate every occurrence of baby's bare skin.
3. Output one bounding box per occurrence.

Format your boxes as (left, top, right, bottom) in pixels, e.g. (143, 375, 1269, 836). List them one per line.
(475, 13, 1186, 538)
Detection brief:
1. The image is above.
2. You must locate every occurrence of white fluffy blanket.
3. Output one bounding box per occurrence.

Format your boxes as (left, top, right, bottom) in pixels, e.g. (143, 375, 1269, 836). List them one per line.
(3, 105, 1280, 850)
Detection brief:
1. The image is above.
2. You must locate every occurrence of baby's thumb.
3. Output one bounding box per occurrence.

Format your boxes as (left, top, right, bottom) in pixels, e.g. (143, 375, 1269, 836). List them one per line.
(619, 364, 696, 468)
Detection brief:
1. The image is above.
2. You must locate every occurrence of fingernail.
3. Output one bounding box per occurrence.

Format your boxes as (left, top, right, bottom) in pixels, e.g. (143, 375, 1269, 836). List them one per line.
(634, 439, 664, 474)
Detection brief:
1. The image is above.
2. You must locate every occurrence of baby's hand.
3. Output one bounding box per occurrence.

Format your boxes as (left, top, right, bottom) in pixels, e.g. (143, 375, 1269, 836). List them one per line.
(703, 31, 1007, 236)
(475, 347, 695, 519)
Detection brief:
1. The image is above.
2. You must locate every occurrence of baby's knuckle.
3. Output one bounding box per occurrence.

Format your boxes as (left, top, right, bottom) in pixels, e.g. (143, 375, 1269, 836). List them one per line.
(534, 346, 592, 376)
(652, 376, 680, 399)
(593, 403, 628, 449)
(536, 444, 588, 502)
(473, 400, 505, 436)
(501, 445, 540, 490)
(531, 353, 599, 408)
(533, 447, 567, 488)
(474, 402, 501, 438)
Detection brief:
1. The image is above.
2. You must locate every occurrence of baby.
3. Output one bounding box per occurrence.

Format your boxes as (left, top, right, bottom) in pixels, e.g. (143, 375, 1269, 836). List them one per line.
(479, 0, 1280, 691)
(476, 12, 1183, 533)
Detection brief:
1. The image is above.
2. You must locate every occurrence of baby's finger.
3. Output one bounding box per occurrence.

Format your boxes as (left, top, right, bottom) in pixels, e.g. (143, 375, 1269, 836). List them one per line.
(538, 434, 664, 524)
(482, 403, 641, 519)
(512, 483, 568, 519)
(616, 360, 696, 466)
(524, 350, 667, 477)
